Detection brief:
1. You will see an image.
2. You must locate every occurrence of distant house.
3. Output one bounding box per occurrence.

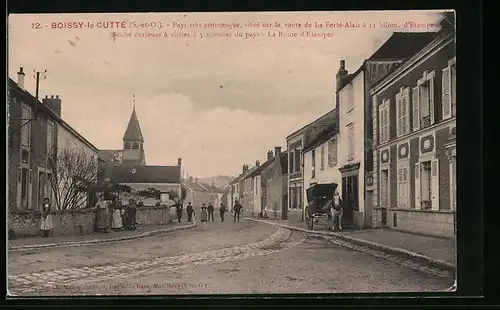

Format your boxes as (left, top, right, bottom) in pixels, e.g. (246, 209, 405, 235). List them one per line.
(182, 177, 222, 210)
(245, 150, 275, 215)
(241, 164, 259, 213)
(263, 147, 288, 219)
(302, 112, 341, 216)
(8, 69, 99, 211)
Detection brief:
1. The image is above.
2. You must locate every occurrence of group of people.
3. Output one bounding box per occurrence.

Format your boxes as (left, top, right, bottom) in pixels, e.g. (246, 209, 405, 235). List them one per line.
(94, 196, 138, 233)
(173, 200, 244, 224)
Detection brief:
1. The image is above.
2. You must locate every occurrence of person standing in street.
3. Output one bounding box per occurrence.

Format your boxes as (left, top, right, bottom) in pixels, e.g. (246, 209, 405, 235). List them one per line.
(233, 200, 243, 222)
(219, 203, 227, 222)
(40, 197, 54, 237)
(207, 202, 215, 222)
(175, 199, 184, 223)
(111, 197, 124, 231)
(200, 203, 208, 228)
(186, 202, 194, 223)
(95, 196, 110, 233)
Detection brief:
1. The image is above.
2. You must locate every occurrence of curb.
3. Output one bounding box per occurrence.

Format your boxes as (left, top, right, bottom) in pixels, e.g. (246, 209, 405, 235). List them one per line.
(8, 223, 197, 251)
(245, 217, 456, 277)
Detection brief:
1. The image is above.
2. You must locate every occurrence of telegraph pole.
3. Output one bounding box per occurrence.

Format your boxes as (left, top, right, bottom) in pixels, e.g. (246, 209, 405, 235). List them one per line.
(33, 69, 48, 120)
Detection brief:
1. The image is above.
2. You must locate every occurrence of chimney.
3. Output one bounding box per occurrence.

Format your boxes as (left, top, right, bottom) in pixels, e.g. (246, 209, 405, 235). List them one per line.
(17, 67, 25, 90)
(275, 146, 282, 157)
(42, 95, 62, 117)
(336, 60, 349, 91)
(267, 150, 274, 161)
(178, 157, 182, 166)
(242, 164, 249, 173)
(256, 160, 260, 167)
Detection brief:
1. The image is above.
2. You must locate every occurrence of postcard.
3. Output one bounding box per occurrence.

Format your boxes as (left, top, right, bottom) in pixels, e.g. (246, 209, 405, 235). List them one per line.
(7, 10, 456, 296)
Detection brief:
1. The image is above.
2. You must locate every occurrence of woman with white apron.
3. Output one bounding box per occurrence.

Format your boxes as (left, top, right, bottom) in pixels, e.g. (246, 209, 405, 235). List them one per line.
(111, 198, 124, 231)
(40, 197, 54, 237)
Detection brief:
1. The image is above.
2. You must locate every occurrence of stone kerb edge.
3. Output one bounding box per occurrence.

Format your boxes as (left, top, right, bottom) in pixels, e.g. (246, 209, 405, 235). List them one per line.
(244, 218, 455, 276)
(9, 223, 197, 251)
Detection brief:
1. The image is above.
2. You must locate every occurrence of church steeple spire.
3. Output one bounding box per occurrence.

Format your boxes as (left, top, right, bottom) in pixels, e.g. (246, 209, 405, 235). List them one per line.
(123, 95, 144, 143)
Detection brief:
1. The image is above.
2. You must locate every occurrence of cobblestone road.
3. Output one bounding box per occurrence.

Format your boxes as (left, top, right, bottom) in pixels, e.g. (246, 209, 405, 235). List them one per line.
(8, 220, 453, 296)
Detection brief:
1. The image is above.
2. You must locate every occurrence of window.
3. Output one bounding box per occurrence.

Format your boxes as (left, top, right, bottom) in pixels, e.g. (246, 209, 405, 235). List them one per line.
(311, 149, 316, 178)
(396, 88, 410, 137)
(289, 151, 294, 173)
(442, 60, 457, 120)
(21, 105, 32, 149)
(320, 145, 325, 170)
(397, 164, 409, 208)
(297, 187, 302, 209)
(417, 71, 435, 129)
(380, 169, 389, 207)
(47, 120, 55, 155)
(379, 100, 390, 143)
(328, 137, 338, 166)
(347, 84, 354, 112)
(347, 123, 354, 160)
(294, 149, 301, 172)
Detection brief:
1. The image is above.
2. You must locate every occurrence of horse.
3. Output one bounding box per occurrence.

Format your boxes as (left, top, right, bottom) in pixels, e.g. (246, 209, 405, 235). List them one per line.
(326, 197, 344, 231)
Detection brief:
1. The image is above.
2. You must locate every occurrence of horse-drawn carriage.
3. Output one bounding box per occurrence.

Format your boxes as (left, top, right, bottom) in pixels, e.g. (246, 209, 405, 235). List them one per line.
(304, 183, 338, 231)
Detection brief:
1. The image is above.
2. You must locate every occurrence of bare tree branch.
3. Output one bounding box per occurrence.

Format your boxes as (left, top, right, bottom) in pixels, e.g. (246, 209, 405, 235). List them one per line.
(45, 147, 98, 210)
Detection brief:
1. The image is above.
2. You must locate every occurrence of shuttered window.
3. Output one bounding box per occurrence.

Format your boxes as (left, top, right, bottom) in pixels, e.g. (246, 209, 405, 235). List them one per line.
(379, 100, 390, 143)
(320, 145, 325, 170)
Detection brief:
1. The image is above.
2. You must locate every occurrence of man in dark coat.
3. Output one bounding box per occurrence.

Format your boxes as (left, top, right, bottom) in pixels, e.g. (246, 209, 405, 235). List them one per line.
(207, 202, 215, 222)
(233, 200, 243, 222)
(175, 200, 184, 223)
(186, 202, 194, 223)
(219, 203, 227, 222)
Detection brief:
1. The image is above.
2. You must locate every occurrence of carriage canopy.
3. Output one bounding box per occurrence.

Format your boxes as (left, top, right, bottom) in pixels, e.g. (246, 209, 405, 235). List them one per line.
(306, 183, 338, 204)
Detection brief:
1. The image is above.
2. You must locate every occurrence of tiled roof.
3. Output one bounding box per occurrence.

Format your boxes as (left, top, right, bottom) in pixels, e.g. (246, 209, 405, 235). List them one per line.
(99, 150, 121, 162)
(108, 165, 181, 184)
(123, 107, 144, 141)
(247, 159, 274, 178)
(338, 32, 440, 91)
(8, 78, 99, 152)
(368, 32, 440, 61)
(287, 109, 337, 143)
(183, 179, 208, 192)
(303, 110, 338, 147)
(303, 120, 339, 153)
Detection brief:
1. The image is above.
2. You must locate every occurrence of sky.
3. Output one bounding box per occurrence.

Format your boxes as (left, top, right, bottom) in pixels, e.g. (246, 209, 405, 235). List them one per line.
(8, 11, 444, 178)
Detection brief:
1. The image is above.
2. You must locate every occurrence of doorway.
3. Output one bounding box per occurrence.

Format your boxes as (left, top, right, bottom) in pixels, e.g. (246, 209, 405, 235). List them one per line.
(341, 175, 357, 227)
(380, 169, 389, 208)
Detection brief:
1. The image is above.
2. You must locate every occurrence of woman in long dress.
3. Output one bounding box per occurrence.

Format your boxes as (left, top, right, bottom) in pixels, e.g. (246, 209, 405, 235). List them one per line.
(111, 198, 123, 231)
(40, 197, 54, 237)
(95, 196, 110, 233)
(200, 203, 208, 228)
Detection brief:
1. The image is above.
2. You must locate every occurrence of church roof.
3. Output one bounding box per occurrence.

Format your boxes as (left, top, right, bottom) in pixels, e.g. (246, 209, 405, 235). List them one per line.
(108, 165, 181, 184)
(123, 107, 144, 141)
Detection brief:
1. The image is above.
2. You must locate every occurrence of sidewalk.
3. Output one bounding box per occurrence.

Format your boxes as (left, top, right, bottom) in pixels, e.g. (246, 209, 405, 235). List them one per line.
(8, 221, 195, 250)
(247, 218, 456, 267)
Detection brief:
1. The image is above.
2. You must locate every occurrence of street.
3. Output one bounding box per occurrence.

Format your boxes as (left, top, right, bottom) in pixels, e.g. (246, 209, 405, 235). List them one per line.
(8, 220, 451, 295)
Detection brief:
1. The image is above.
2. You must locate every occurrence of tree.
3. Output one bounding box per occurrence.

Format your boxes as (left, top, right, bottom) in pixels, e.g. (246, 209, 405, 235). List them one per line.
(137, 187, 162, 200)
(47, 147, 98, 210)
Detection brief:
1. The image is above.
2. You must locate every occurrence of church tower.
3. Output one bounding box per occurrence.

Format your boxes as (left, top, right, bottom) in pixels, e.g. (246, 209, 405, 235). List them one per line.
(122, 96, 146, 165)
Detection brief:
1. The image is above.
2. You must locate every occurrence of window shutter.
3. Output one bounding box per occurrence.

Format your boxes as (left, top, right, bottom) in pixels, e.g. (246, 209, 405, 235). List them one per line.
(397, 168, 402, 207)
(441, 67, 452, 120)
(396, 93, 401, 137)
(404, 88, 411, 135)
(327, 140, 332, 166)
(431, 159, 440, 211)
(429, 75, 435, 125)
(412, 87, 420, 131)
(16, 167, 22, 209)
(378, 104, 384, 144)
(28, 169, 33, 210)
(385, 100, 390, 141)
(414, 163, 421, 210)
(403, 167, 409, 208)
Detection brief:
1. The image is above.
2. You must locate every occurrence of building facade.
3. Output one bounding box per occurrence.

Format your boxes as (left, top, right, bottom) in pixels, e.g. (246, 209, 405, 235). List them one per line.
(302, 117, 342, 216)
(263, 149, 288, 220)
(335, 32, 440, 229)
(8, 69, 99, 211)
(370, 28, 456, 238)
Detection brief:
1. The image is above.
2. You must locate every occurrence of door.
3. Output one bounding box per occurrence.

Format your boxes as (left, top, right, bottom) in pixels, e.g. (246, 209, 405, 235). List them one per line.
(341, 176, 355, 227)
(282, 194, 288, 220)
(365, 191, 373, 228)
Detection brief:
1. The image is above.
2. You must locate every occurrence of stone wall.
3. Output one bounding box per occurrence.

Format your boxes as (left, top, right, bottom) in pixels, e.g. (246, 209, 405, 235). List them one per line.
(8, 205, 174, 239)
(372, 207, 455, 238)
